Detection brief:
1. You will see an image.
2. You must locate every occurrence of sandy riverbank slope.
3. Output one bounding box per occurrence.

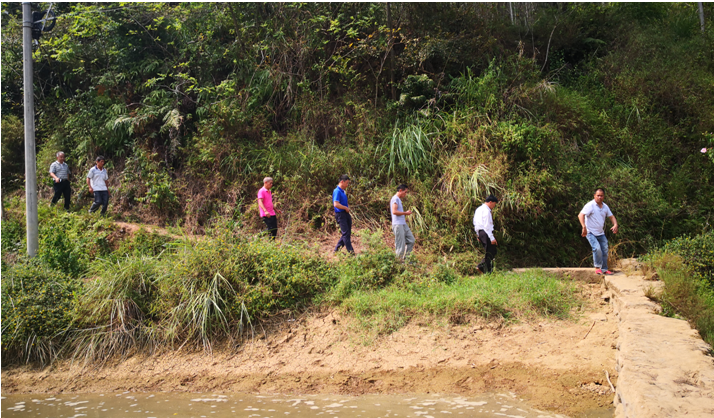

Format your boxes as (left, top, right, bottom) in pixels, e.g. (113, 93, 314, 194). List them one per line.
(2, 281, 617, 417)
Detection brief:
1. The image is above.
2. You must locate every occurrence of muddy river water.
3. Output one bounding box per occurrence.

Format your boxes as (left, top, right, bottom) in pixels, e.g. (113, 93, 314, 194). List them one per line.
(1, 392, 585, 418)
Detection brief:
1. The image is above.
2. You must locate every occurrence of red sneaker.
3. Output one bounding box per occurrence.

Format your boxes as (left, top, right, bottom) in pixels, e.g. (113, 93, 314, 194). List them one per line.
(595, 269, 603, 275)
(604, 270, 614, 275)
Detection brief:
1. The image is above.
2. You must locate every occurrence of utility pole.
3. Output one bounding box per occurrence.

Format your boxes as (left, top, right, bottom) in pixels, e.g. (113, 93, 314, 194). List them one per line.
(22, 2, 38, 257)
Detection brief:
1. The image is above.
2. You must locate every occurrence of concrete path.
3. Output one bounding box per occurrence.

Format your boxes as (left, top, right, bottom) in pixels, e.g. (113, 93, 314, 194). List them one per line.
(605, 271, 714, 417)
(514, 265, 714, 416)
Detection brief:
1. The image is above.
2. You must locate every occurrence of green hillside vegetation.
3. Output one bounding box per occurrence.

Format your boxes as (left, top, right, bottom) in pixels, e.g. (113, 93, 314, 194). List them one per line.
(2, 3, 714, 363)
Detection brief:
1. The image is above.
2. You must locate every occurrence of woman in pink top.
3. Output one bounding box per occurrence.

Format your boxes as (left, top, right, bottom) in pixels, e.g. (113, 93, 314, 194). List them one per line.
(257, 177, 282, 239)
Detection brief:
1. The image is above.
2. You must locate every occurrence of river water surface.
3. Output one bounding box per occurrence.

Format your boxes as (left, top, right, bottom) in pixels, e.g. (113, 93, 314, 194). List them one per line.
(1, 392, 577, 418)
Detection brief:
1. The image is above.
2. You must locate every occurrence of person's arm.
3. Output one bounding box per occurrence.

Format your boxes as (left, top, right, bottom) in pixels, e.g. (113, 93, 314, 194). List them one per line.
(391, 202, 412, 216)
(86, 175, 93, 193)
(578, 213, 587, 237)
(334, 201, 349, 212)
(486, 213, 497, 245)
(609, 215, 619, 234)
(50, 165, 60, 183)
(258, 198, 269, 217)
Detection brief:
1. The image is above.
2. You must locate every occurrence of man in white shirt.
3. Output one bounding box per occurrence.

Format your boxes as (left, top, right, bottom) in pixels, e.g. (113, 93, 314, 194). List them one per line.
(391, 184, 414, 260)
(473, 195, 498, 274)
(578, 188, 619, 275)
(87, 156, 110, 216)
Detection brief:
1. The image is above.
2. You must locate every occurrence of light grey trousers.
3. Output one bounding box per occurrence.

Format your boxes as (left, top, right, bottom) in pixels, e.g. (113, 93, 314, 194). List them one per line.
(392, 224, 415, 259)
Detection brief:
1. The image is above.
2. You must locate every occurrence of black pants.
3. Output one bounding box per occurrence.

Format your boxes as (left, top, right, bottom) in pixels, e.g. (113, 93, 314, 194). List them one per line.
(477, 230, 498, 273)
(262, 215, 278, 239)
(51, 179, 71, 210)
(89, 191, 109, 215)
(334, 211, 354, 253)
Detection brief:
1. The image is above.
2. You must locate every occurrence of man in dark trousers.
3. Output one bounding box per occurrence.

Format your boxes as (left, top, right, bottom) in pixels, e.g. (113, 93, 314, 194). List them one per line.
(87, 156, 110, 216)
(332, 174, 354, 254)
(257, 177, 282, 239)
(473, 195, 499, 273)
(49, 151, 72, 211)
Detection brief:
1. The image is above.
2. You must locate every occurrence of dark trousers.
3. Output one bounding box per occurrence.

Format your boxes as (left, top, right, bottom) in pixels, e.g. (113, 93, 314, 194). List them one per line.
(262, 215, 278, 239)
(89, 191, 109, 215)
(334, 211, 354, 253)
(51, 179, 71, 210)
(477, 230, 498, 273)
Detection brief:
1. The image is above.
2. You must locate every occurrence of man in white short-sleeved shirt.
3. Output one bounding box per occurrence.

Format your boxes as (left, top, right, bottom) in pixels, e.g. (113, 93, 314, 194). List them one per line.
(473, 195, 499, 273)
(87, 156, 110, 216)
(578, 188, 619, 275)
(391, 184, 414, 260)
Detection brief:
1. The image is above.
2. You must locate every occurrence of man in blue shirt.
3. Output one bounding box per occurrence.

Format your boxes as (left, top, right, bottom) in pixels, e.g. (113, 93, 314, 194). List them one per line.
(333, 174, 354, 254)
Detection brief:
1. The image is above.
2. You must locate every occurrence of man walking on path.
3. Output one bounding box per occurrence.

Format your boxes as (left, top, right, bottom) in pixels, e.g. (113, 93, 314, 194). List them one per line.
(473, 195, 499, 274)
(49, 151, 72, 211)
(333, 174, 354, 254)
(578, 188, 619, 275)
(391, 184, 415, 260)
(87, 156, 110, 216)
(257, 177, 282, 240)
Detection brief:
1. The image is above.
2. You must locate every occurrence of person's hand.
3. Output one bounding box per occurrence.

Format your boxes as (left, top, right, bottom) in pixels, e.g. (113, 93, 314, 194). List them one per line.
(277, 209, 283, 215)
(345, 207, 350, 213)
(54, 177, 60, 183)
(491, 239, 497, 245)
(88, 186, 94, 193)
(405, 210, 413, 215)
(581, 227, 587, 237)
(611, 225, 619, 234)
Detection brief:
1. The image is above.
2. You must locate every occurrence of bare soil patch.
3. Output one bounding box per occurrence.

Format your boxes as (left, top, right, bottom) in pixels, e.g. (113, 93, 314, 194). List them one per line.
(2, 281, 617, 417)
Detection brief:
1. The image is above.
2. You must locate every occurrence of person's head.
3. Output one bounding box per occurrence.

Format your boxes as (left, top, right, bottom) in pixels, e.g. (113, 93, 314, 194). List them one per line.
(338, 174, 350, 189)
(263, 177, 274, 189)
(95, 156, 106, 169)
(594, 188, 605, 204)
(56, 151, 65, 163)
(485, 195, 499, 209)
(396, 184, 408, 199)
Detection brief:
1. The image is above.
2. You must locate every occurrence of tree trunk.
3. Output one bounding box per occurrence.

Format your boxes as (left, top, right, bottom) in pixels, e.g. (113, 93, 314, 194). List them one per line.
(387, 2, 396, 101)
(698, 2, 705, 34)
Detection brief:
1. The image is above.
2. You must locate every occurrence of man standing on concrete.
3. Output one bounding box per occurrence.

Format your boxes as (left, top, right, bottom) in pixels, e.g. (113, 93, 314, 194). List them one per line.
(257, 177, 282, 240)
(333, 174, 354, 254)
(49, 151, 72, 211)
(391, 184, 414, 260)
(87, 156, 110, 216)
(578, 188, 619, 275)
(473, 195, 499, 274)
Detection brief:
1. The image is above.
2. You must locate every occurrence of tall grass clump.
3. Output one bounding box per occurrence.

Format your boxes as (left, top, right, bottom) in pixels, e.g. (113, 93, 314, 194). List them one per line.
(67, 229, 339, 360)
(339, 269, 579, 337)
(643, 231, 714, 348)
(382, 120, 435, 178)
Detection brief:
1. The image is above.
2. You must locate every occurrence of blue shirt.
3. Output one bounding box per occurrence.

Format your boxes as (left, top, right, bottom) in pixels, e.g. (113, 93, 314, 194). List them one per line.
(333, 186, 348, 213)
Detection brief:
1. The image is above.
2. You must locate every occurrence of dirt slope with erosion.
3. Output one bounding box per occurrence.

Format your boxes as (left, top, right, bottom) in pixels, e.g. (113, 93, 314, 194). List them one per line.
(3, 279, 617, 417)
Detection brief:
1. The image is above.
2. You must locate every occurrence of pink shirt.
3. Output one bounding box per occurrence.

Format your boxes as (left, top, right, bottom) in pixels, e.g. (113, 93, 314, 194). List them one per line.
(257, 187, 275, 217)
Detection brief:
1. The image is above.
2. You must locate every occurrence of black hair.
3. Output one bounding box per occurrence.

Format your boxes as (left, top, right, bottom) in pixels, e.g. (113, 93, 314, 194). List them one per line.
(96, 155, 105, 162)
(339, 174, 350, 182)
(485, 195, 499, 203)
(595, 187, 606, 194)
(397, 184, 408, 191)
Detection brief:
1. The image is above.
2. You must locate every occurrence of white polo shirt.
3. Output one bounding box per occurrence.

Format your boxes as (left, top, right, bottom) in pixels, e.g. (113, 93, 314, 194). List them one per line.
(87, 166, 108, 191)
(580, 200, 613, 236)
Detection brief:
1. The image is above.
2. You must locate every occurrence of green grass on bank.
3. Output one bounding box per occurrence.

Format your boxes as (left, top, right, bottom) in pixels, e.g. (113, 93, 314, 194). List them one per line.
(337, 270, 578, 337)
(1, 203, 583, 365)
(643, 231, 714, 349)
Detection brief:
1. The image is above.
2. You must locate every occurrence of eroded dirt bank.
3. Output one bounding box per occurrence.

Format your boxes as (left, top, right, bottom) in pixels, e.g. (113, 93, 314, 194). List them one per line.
(2, 282, 617, 417)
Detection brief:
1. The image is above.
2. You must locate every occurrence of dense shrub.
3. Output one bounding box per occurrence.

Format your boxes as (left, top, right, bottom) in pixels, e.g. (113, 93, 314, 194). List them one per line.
(1, 262, 80, 364)
(660, 231, 714, 289)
